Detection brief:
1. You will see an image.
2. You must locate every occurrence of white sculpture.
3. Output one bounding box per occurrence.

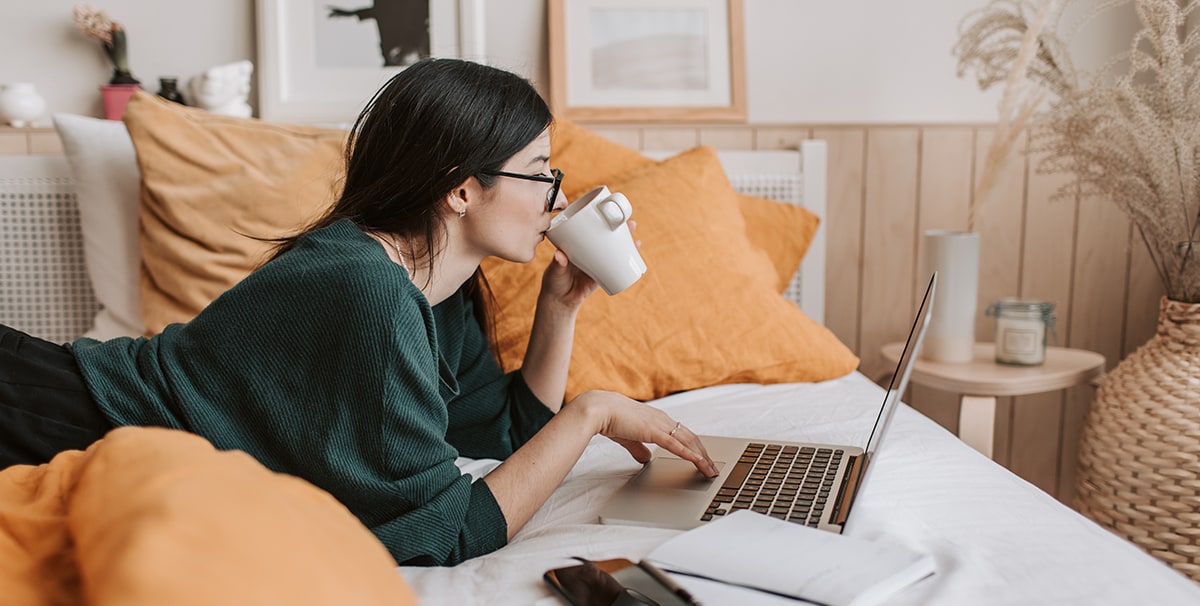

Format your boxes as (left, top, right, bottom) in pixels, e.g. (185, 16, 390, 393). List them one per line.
(187, 60, 253, 118)
(0, 83, 46, 127)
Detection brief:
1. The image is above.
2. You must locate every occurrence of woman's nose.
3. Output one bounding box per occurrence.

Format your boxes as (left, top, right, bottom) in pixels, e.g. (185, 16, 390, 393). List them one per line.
(551, 189, 568, 212)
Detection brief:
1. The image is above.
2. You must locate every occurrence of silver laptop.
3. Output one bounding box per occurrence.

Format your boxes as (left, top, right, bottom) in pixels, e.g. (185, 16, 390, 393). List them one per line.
(600, 273, 937, 533)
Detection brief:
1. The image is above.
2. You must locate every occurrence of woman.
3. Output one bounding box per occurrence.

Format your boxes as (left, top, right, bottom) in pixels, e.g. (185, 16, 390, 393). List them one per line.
(0, 58, 716, 566)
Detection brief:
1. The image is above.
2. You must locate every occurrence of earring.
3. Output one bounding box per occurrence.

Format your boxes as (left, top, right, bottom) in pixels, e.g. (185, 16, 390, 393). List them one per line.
(458, 208, 466, 218)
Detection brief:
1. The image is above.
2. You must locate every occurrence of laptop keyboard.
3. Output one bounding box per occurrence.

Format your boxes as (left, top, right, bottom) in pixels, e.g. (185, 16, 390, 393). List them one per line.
(703, 443, 844, 527)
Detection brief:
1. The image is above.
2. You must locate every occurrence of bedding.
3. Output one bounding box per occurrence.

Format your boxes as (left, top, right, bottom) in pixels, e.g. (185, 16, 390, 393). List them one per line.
(408, 374, 1200, 605)
(6, 104, 1195, 605)
(0, 427, 415, 606)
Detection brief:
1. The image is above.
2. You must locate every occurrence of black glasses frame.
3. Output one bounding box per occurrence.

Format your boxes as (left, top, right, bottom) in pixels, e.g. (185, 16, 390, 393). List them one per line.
(484, 168, 564, 212)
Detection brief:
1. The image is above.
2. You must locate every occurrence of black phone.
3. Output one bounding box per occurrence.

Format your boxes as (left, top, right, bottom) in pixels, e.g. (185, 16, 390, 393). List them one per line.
(544, 558, 700, 606)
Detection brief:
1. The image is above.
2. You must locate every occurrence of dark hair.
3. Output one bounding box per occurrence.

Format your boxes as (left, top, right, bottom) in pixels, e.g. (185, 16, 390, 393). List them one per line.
(272, 58, 552, 357)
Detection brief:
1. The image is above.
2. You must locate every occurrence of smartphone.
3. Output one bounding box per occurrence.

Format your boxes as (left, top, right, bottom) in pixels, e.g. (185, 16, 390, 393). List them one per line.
(544, 558, 699, 606)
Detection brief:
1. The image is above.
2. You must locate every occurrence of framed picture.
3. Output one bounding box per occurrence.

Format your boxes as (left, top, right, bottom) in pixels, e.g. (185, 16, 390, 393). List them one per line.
(548, 0, 746, 122)
(256, 0, 486, 125)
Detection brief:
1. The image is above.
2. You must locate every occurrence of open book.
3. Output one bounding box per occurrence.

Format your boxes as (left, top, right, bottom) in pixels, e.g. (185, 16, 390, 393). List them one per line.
(647, 511, 936, 606)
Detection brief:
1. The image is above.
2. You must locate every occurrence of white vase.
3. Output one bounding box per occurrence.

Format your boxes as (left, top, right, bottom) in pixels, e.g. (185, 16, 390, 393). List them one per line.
(919, 230, 979, 362)
(0, 83, 46, 127)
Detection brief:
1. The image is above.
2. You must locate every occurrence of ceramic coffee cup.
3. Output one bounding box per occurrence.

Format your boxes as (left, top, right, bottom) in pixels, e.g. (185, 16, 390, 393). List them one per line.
(546, 186, 647, 295)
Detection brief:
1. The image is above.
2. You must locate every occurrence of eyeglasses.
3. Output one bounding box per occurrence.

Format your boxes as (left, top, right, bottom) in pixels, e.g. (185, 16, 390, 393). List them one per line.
(483, 168, 564, 213)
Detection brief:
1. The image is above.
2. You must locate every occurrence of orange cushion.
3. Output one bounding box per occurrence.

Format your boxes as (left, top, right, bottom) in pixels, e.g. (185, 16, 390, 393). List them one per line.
(121, 96, 814, 333)
(738, 193, 820, 291)
(0, 450, 89, 606)
(551, 119, 820, 292)
(70, 428, 417, 606)
(0, 428, 416, 606)
(552, 119, 651, 201)
(483, 146, 858, 401)
(122, 91, 347, 334)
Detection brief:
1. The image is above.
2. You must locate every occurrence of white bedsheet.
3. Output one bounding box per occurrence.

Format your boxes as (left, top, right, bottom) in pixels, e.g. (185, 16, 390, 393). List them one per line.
(400, 372, 1200, 605)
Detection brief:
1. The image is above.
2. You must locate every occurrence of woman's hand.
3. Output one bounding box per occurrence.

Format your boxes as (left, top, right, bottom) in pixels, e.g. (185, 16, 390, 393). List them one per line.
(570, 390, 719, 477)
(539, 220, 640, 313)
(483, 386, 715, 541)
(522, 222, 641, 409)
(539, 249, 600, 312)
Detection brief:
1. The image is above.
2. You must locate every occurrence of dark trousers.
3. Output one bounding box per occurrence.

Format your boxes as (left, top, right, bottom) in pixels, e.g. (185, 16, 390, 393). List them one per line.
(0, 324, 112, 468)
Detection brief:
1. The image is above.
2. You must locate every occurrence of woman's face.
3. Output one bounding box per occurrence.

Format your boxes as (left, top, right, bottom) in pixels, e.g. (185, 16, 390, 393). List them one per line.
(464, 129, 567, 263)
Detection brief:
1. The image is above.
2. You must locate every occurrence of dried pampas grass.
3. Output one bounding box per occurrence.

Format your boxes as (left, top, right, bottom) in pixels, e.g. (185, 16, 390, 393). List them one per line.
(957, 0, 1200, 302)
(955, 0, 1060, 230)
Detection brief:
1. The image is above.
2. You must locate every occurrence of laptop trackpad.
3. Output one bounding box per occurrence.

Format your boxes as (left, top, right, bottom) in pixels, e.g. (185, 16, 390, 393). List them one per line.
(637, 457, 725, 492)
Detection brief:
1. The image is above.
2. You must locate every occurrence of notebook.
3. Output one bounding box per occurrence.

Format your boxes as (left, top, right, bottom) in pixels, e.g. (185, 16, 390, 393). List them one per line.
(647, 510, 936, 606)
(599, 273, 937, 533)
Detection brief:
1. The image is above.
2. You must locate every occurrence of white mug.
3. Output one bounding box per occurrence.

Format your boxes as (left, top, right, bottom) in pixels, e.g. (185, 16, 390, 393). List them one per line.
(546, 186, 647, 295)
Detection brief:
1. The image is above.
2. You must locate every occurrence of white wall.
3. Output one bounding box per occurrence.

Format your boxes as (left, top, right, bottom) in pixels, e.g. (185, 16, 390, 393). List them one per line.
(0, 0, 1133, 125)
(2, 0, 255, 123)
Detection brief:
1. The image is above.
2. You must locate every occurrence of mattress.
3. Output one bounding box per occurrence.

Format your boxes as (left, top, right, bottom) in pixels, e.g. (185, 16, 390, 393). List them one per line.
(400, 372, 1200, 605)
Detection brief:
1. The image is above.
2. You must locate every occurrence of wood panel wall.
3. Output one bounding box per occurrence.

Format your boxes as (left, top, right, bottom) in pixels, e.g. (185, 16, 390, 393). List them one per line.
(585, 123, 1162, 508)
(1, 123, 1163, 507)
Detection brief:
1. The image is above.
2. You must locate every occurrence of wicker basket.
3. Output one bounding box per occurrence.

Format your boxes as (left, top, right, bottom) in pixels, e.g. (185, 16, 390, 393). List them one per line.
(1077, 297, 1200, 581)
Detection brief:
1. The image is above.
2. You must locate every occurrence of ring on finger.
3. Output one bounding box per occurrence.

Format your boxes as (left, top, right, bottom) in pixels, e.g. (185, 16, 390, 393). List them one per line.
(668, 421, 682, 437)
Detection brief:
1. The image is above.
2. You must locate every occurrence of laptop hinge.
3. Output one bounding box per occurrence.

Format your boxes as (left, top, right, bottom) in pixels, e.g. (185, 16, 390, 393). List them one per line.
(832, 453, 870, 525)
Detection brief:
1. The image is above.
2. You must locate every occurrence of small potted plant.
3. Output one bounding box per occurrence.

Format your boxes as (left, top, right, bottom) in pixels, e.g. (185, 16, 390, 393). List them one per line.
(73, 3, 141, 119)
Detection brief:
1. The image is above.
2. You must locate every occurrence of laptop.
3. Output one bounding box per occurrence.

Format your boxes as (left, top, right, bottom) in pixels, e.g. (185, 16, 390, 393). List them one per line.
(599, 273, 937, 533)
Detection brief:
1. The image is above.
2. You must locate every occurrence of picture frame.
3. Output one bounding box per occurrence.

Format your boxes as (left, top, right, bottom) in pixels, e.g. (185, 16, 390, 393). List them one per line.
(256, 0, 486, 125)
(548, 0, 746, 123)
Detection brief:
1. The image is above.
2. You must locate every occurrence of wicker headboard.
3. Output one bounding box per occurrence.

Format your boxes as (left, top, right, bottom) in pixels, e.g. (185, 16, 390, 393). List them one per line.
(0, 143, 827, 342)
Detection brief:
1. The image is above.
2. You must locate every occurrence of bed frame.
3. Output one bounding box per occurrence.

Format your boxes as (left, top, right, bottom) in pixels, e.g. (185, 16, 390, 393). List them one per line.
(0, 142, 827, 342)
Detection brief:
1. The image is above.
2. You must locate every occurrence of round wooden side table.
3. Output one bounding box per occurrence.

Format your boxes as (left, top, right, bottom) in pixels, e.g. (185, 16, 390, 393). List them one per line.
(879, 342, 1106, 459)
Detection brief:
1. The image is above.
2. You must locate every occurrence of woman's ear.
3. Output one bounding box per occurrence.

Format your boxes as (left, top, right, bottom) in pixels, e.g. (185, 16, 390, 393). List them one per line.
(446, 175, 482, 216)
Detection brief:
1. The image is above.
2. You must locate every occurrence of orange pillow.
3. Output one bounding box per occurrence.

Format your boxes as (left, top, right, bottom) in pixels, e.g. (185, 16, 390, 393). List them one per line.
(70, 428, 417, 606)
(483, 146, 858, 401)
(551, 119, 820, 292)
(0, 428, 416, 606)
(737, 194, 819, 292)
(122, 92, 347, 334)
(0, 450, 88, 606)
(551, 119, 651, 201)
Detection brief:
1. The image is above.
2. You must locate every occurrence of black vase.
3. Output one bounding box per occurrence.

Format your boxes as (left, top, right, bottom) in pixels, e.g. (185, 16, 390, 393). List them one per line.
(156, 78, 186, 105)
(109, 70, 140, 85)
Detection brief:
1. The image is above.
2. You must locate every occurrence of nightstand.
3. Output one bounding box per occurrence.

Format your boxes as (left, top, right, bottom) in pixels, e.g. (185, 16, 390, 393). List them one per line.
(879, 342, 1105, 459)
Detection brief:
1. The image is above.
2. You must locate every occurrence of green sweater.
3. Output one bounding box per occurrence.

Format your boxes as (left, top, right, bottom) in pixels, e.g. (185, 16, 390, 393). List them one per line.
(71, 219, 555, 566)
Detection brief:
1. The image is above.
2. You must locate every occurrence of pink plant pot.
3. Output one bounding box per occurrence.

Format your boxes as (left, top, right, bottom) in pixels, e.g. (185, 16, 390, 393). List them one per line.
(101, 84, 140, 120)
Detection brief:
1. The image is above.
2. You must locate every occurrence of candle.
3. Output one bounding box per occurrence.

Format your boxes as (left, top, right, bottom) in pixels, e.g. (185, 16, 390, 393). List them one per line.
(987, 299, 1055, 366)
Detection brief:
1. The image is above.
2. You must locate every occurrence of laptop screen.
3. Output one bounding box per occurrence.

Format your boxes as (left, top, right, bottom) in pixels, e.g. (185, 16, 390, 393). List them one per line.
(862, 273, 937, 455)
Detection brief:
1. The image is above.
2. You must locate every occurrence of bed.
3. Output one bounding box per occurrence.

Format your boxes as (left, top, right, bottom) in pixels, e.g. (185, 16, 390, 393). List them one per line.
(2, 93, 1198, 605)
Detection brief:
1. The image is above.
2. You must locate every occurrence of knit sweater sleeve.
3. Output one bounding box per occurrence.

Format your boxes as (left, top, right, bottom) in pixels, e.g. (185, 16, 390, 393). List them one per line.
(435, 291, 555, 460)
(71, 221, 513, 567)
(360, 292, 511, 566)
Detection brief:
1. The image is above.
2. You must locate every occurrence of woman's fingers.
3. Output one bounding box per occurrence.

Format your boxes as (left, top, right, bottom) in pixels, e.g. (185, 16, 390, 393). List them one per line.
(628, 220, 642, 249)
(542, 249, 600, 306)
(580, 390, 718, 477)
(660, 423, 719, 477)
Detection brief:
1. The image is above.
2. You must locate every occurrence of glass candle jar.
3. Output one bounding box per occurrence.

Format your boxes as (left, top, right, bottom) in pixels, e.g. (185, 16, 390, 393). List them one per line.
(985, 299, 1056, 366)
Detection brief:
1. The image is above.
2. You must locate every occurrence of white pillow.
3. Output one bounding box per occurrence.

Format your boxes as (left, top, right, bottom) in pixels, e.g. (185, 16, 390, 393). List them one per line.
(53, 113, 145, 339)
